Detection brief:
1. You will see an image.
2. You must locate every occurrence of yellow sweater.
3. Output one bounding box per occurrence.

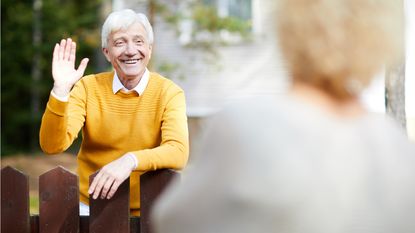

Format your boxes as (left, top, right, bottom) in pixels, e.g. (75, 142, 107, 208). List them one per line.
(39, 71, 189, 215)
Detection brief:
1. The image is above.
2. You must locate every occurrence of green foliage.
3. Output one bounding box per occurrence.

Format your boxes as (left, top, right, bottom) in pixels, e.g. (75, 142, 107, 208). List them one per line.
(1, 0, 103, 155)
(156, 60, 186, 80)
(191, 4, 250, 35)
(149, 0, 252, 79)
(30, 195, 39, 214)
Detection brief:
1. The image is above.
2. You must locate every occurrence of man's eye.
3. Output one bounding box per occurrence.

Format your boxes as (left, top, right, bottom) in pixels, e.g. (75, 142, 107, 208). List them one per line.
(115, 41, 124, 46)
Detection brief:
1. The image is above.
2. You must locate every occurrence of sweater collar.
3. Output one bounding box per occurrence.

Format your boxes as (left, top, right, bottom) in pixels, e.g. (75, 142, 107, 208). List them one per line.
(112, 68, 150, 95)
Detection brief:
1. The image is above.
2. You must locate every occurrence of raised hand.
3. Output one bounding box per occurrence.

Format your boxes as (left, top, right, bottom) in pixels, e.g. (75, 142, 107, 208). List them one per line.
(52, 38, 89, 97)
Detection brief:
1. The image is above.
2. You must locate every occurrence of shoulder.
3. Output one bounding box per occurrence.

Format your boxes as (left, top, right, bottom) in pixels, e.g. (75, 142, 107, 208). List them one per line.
(202, 95, 291, 144)
(72, 72, 113, 94)
(363, 114, 415, 155)
(145, 72, 185, 103)
(212, 95, 292, 126)
(149, 72, 183, 93)
(78, 71, 113, 85)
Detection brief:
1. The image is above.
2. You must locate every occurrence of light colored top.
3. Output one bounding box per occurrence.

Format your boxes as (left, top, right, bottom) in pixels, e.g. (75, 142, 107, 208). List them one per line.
(40, 71, 189, 216)
(112, 68, 149, 95)
(51, 68, 150, 100)
(153, 95, 415, 233)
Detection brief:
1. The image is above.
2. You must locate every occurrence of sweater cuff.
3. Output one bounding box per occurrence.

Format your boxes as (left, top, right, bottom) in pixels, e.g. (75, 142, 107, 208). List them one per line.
(51, 90, 70, 102)
(126, 152, 138, 169)
(47, 94, 69, 116)
(131, 150, 150, 171)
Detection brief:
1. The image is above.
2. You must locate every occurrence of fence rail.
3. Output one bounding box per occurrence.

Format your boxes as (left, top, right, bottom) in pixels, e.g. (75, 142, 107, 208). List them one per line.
(1, 166, 178, 233)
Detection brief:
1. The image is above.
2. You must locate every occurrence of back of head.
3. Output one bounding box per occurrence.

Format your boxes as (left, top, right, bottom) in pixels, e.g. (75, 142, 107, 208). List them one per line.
(276, 0, 403, 100)
(101, 9, 154, 48)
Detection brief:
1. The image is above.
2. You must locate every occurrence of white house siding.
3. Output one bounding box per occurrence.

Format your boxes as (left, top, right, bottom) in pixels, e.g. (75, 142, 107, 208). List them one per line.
(113, 0, 414, 141)
(112, 0, 289, 117)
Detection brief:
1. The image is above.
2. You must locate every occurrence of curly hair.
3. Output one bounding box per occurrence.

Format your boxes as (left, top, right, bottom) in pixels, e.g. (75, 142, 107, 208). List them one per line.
(276, 0, 404, 100)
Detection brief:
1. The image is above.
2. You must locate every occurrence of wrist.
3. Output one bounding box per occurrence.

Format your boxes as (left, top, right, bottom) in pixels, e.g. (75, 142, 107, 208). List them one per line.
(50, 90, 69, 102)
(52, 84, 71, 97)
(125, 153, 138, 170)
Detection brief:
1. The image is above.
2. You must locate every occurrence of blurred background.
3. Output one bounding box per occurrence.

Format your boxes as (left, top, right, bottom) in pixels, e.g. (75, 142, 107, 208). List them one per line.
(1, 0, 414, 212)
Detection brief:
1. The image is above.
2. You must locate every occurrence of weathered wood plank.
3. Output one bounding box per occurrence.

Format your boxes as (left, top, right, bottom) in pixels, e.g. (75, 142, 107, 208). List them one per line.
(89, 172, 130, 233)
(140, 169, 178, 233)
(1, 166, 30, 233)
(30, 215, 39, 233)
(130, 217, 140, 233)
(80, 216, 89, 233)
(39, 166, 79, 233)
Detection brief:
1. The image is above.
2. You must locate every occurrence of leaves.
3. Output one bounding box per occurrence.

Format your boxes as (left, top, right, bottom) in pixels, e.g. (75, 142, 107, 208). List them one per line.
(1, 0, 103, 155)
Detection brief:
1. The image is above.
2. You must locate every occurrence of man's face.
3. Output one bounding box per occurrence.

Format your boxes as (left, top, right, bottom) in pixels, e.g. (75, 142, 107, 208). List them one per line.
(103, 22, 152, 81)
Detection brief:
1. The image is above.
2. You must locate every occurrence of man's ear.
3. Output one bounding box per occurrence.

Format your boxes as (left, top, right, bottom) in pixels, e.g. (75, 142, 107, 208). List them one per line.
(148, 44, 153, 59)
(102, 48, 111, 62)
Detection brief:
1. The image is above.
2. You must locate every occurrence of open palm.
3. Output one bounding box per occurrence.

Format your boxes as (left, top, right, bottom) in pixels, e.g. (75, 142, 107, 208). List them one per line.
(52, 38, 89, 97)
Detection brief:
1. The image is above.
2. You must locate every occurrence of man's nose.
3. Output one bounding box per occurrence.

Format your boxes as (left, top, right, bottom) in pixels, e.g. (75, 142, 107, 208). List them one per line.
(125, 43, 137, 55)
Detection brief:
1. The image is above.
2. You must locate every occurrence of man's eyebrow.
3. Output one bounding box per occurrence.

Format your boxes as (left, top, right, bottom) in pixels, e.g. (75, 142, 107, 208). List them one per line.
(133, 35, 146, 39)
(112, 36, 126, 41)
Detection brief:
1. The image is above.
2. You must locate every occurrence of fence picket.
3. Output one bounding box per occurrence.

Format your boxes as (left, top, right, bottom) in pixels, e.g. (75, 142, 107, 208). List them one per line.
(89, 172, 130, 233)
(30, 216, 39, 233)
(140, 169, 179, 233)
(1, 165, 177, 233)
(39, 166, 79, 233)
(79, 216, 89, 233)
(1, 166, 30, 233)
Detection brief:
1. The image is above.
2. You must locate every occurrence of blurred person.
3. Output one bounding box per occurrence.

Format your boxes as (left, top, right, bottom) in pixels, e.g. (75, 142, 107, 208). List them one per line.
(152, 0, 415, 232)
(39, 9, 189, 216)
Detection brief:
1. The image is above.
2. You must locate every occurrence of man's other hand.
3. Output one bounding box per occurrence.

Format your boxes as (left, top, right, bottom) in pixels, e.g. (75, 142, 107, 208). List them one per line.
(88, 153, 136, 200)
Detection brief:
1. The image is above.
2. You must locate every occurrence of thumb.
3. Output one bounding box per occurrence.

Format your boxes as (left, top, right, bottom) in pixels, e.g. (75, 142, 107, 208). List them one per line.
(76, 58, 89, 77)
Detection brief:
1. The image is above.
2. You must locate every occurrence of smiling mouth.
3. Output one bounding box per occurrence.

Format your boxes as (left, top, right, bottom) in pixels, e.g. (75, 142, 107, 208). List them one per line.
(122, 59, 141, 64)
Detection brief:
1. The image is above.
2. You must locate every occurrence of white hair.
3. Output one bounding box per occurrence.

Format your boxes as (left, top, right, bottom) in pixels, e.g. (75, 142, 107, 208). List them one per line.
(101, 9, 154, 48)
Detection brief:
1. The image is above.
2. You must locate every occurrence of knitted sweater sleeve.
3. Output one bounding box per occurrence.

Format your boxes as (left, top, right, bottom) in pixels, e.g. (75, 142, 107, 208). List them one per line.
(39, 80, 87, 154)
(132, 85, 189, 171)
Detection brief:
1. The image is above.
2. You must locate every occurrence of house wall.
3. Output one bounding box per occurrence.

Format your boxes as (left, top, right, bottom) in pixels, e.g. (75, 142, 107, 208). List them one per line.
(111, 0, 415, 142)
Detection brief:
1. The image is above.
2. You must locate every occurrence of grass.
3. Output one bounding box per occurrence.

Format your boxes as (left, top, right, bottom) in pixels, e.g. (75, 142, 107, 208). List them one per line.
(30, 195, 39, 214)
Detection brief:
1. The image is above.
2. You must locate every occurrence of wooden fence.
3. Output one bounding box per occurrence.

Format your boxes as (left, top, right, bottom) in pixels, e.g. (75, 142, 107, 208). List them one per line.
(1, 166, 178, 233)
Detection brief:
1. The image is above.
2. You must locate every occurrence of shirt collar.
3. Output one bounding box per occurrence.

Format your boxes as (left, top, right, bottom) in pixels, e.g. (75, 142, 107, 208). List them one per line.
(112, 68, 150, 95)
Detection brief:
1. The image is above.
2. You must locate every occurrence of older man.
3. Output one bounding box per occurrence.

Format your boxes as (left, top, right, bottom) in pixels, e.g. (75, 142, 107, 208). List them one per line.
(39, 9, 189, 216)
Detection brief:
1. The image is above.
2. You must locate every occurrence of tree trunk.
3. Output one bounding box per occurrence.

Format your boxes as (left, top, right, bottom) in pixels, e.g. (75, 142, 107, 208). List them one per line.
(385, 0, 406, 133)
(385, 62, 406, 132)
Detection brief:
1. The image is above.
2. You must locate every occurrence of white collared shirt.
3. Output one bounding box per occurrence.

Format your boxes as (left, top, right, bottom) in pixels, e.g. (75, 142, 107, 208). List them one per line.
(112, 68, 150, 95)
(51, 68, 150, 101)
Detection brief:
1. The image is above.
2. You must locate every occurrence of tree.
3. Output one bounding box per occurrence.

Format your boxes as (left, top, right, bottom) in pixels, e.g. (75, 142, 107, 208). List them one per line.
(1, 0, 103, 155)
(147, 0, 252, 77)
(385, 0, 406, 133)
(385, 62, 406, 131)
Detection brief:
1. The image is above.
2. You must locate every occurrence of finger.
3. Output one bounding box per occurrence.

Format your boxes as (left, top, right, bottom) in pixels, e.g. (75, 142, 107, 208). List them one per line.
(52, 43, 60, 63)
(58, 39, 66, 60)
(69, 41, 76, 65)
(63, 38, 72, 61)
(76, 58, 89, 77)
(101, 177, 115, 199)
(92, 175, 109, 200)
(107, 180, 121, 199)
(88, 171, 103, 195)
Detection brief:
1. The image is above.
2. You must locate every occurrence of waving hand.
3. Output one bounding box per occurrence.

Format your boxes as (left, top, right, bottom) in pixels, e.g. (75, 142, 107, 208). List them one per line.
(52, 38, 89, 97)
